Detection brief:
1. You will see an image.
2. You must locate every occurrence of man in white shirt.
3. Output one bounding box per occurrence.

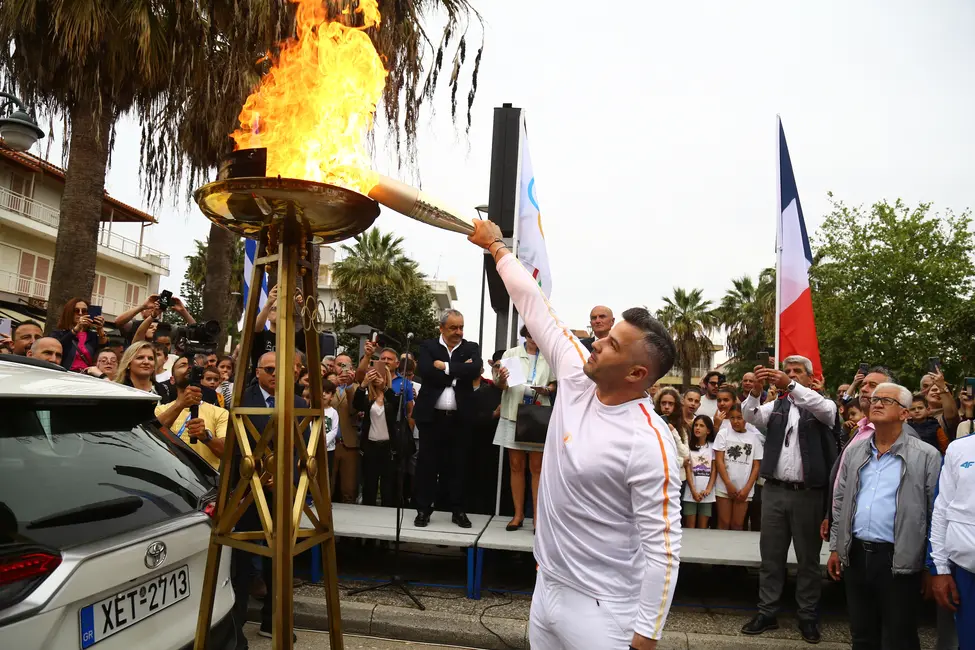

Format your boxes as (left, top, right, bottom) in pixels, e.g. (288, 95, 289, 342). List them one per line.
(695, 371, 722, 418)
(739, 356, 840, 644)
(929, 433, 975, 648)
(470, 220, 681, 650)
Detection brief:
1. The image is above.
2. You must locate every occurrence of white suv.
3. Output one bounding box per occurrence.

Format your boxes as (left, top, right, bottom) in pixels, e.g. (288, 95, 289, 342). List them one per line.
(0, 355, 236, 649)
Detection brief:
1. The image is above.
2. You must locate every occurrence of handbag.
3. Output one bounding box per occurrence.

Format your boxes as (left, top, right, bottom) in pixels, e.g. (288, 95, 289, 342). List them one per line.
(515, 403, 552, 445)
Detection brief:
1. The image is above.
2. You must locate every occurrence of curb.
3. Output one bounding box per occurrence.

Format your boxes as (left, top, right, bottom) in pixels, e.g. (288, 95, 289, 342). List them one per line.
(251, 596, 855, 650)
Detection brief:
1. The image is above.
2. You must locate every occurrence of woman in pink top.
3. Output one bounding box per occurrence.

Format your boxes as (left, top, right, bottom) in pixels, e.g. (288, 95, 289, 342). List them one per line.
(50, 297, 105, 371)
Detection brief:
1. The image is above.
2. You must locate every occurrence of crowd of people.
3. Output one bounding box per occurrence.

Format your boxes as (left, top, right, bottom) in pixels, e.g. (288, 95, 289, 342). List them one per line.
(3, 285, 975, 649)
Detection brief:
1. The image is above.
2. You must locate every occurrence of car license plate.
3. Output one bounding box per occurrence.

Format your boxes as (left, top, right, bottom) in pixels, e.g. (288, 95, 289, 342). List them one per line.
(79, 565, 190, 648)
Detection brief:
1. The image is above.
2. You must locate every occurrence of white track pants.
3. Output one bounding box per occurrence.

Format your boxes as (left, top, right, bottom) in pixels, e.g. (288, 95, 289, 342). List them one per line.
(529, 570, 638, 649)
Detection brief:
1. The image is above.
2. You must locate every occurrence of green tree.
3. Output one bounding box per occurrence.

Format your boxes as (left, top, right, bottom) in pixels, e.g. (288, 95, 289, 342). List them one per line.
(809, 196, 975, 388)
(331, 228, 425, 295)
(334, 283, 439, 356)
(169, 237, 246, 346)
(716, 269, 775, 380)
(657, 288, 717, 391)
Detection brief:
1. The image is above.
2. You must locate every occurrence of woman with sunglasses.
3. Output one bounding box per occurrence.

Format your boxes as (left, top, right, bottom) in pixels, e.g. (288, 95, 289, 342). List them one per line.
(50, 297, 106, 371)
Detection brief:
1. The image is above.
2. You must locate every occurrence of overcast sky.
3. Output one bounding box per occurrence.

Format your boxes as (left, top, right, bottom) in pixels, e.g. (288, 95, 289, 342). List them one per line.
(45, 0, 974, 354)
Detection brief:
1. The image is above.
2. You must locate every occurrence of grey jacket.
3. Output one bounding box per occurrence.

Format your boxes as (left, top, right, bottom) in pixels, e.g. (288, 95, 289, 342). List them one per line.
(829, 427, 941, 574)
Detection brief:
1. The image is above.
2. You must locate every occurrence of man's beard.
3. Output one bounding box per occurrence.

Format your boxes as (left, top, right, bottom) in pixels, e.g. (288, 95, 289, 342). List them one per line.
(175, 376, 191, 390)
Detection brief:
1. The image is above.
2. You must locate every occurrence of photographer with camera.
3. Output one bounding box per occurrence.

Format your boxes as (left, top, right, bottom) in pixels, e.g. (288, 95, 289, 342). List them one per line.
(154, 354, 227, 471)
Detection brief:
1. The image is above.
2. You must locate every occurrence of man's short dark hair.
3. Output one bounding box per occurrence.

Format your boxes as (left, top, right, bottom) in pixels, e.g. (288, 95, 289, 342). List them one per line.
(14, 320, 42, 335)
(704, 370, 725, 385)
(911, 393, 927, 404)
(519, 324, 530, 339)
(621, 307, 676, 385)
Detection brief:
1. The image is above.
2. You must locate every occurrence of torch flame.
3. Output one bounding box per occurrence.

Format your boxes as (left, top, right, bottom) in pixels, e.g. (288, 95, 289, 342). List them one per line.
(232, 0, 386, 194)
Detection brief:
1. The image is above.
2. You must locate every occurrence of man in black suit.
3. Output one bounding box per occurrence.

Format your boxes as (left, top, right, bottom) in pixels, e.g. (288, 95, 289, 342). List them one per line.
(579, 304, 614, 352)
(231, 351, 307, 644)
(413, 309, 482, 528)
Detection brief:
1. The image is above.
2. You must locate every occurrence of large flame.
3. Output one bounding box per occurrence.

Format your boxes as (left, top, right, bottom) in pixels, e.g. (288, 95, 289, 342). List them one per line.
(231, 0, 386, 194)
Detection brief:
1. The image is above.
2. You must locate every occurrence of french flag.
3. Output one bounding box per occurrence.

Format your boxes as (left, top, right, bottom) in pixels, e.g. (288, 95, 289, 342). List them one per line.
(776, 117, 822, 377)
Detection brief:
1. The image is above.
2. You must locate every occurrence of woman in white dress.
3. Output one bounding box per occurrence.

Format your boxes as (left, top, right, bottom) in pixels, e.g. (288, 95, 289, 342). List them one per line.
(494, 325, 556, 531)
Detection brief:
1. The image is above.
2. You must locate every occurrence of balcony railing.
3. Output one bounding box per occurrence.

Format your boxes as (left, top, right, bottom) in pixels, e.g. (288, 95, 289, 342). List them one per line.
(0, 187, 170, 271)
(0, 269, 139, 318)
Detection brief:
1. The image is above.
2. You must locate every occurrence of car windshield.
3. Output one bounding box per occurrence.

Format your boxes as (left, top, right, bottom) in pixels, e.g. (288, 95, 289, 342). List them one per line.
(0, 398, 217, 550)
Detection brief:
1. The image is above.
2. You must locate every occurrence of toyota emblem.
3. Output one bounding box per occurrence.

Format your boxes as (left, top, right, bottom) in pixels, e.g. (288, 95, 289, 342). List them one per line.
(144, 541, 167, 569)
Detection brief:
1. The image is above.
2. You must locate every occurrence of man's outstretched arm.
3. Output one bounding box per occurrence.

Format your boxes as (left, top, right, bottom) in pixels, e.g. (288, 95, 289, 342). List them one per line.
(468, 219, 586, 380)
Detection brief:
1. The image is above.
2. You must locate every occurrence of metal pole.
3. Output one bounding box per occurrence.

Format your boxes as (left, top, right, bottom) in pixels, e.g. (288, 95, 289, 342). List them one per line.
(774, 115, 782, 368)
(477, 256, 486, 351)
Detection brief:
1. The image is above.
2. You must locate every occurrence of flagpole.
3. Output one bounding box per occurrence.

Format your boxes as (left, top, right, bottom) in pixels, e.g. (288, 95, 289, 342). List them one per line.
(774, 114, 782, 368)
(495, 110, 526, 518)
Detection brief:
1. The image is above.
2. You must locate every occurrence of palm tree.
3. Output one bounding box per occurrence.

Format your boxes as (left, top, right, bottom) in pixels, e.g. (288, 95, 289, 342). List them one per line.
(331, 228, 425, 296)
(1, 1, 482, 332)
(656, 288, 717, 391)
(0, 1, 292, 330)
(139, 1, 484, 340)
(715, 269, 776, 377)
(178, 236, 246, 346)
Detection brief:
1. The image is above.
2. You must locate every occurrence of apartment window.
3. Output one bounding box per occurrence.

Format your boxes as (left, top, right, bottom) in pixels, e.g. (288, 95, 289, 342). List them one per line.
(125, 282, 146, 308)
(15, 250, 51, 299)
(6, 172, 32, 214)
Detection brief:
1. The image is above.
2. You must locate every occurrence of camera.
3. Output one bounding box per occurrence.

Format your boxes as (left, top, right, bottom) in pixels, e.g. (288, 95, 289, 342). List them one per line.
(172, 320, 220, 355)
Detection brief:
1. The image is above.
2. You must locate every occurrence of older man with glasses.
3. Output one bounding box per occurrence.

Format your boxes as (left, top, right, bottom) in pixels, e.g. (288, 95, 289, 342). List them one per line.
(828, 383, 941, 650)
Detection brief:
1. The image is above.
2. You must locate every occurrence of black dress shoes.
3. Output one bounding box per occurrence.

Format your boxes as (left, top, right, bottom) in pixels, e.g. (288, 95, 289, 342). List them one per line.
(452, 512, 472, 529)
(741, 613, 779, 635)
(798, 620, 821, 644)
(414, 511, 430, 527)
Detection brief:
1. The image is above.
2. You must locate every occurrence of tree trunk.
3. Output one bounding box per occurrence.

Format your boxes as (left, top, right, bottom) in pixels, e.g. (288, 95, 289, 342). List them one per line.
(44, 104, 114, 332)
(202, 222, 233, 351)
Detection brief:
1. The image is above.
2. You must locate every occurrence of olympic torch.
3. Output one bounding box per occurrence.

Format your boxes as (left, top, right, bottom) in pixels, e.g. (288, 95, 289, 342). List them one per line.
(367, 174, 476, 235)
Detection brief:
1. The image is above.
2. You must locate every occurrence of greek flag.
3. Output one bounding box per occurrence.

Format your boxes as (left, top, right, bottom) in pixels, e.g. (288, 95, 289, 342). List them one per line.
(241, 238, 268, 329)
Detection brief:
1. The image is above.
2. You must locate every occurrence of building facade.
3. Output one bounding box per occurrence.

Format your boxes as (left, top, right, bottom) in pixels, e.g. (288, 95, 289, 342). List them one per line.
(0, 146, 169, 326)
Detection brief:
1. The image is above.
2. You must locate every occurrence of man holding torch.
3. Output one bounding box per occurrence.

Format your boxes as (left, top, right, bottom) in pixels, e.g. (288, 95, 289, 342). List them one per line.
(467, 219, 682, 650)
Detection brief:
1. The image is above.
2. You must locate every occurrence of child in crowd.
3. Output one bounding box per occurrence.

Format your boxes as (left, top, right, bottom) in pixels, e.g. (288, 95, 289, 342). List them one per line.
(200, 366, 225, 407)
(909, 393, 949, 453)
(712, 386, 738, 431)
(683, 415, 717, 529)
(714, 404, 764, 530)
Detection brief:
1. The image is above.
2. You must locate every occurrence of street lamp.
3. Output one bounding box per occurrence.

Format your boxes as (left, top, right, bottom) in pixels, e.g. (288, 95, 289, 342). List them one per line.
(475, 204, 489, 351)
(0, 93, 44, 152)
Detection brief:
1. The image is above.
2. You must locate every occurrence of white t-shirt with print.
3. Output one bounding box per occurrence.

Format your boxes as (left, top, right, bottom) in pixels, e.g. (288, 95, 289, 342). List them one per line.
(713, 424, 764, 498)
(323, 406, 339, 452)
(683, 442, 716, 503)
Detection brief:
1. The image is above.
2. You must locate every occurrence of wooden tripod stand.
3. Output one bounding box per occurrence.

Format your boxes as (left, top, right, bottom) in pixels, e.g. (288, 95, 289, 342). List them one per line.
(193, 212, 343, 650)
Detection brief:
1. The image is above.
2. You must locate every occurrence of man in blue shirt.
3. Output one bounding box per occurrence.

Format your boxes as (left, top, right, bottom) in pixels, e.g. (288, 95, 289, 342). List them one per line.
(828, 383, 941, 650)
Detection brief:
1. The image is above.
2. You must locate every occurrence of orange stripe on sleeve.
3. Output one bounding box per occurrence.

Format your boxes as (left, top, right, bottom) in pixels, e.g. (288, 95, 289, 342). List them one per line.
(639, 403, 675, 638)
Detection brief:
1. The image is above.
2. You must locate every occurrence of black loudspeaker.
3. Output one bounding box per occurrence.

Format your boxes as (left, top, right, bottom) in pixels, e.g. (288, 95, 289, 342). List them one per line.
(487, 104, 522, 238)
(319, 331, 337, 358)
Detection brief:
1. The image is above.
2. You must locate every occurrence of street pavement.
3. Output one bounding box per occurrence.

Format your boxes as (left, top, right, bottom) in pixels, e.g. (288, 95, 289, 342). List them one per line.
(244, 624, 474, 649)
